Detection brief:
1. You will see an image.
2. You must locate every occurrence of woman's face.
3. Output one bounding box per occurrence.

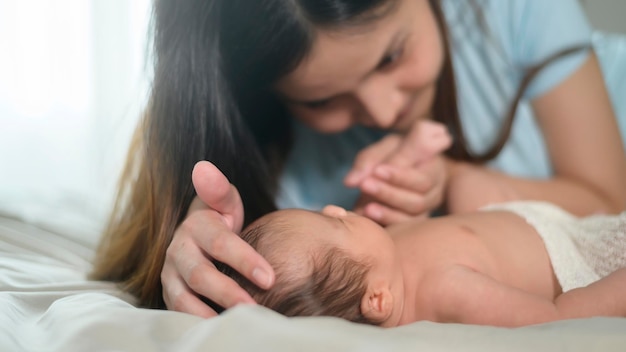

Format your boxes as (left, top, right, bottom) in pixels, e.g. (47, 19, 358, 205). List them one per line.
(275, 0, 444, 134)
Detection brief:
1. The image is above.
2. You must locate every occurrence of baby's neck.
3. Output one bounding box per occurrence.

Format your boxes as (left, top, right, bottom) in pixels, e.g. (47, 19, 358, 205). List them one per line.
(389, 246, 422, 326)
(389, 229, 448, 325)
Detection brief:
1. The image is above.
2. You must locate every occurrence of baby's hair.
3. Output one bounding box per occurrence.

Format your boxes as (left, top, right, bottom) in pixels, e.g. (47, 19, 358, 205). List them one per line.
(216, 216, 381, 325)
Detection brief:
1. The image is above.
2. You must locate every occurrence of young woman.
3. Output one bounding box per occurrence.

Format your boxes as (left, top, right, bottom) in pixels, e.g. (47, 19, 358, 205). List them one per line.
(91, 0, 626, 318)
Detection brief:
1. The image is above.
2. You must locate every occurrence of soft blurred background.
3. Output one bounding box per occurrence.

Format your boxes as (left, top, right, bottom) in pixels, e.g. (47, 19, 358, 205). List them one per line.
(0, 0, 151, 241)
(580, 0, 626, 34)
(0, 0, 623, 240)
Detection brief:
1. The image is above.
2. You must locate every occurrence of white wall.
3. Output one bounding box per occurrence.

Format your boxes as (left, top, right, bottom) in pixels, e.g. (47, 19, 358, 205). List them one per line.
(581, 0, 626, 33)
(0, 0, 151, 238)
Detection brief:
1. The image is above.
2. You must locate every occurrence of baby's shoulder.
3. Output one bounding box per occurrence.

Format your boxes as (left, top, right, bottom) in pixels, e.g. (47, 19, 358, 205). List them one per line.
(413, 263, 488, 322)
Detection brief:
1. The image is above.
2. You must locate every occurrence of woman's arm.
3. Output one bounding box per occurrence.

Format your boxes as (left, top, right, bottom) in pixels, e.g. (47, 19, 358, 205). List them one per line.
(447, 53, 626, 216)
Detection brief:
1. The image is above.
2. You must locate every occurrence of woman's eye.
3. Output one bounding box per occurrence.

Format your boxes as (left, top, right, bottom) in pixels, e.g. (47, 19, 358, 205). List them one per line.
(378, 48, 404, 69)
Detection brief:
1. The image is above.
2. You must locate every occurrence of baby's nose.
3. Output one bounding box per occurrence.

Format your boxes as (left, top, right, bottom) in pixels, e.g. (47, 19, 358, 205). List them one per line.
(322, 204, 348, 217)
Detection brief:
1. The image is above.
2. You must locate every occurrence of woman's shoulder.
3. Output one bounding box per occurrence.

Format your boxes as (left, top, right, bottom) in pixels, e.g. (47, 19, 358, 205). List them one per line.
(442, 0, 592, 99)
(442, 0, 591, 49)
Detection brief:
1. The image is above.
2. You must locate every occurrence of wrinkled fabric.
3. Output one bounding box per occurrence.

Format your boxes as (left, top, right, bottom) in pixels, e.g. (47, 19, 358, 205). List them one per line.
(483, 201, 626, 292)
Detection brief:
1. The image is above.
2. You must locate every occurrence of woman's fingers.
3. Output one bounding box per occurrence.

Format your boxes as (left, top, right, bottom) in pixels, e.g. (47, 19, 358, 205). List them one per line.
(347, 121, 451, 225)
(356, 158, 447, 221)
(360, 177, 429, 216)
(164, 217, 267, 312)
(162, 256, 256, 316)
(344, 134, 402, 187)
(161, 228, 225, 316)
(179, 259, 256, 310)
(161, 266, 220, 318)
(387, 120, 452, 167)
(162, 160, 275, 315)
(190, 213, 275, 290)
(345, 122, 451, 190)
(372, 164, 433, 193)
(191, 161, 244, 232)
(361, 202, 429, 226)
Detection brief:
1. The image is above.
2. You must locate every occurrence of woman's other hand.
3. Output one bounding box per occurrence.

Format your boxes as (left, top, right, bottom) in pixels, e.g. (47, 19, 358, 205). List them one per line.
(161, 161, 275, 317)
(344, 121, 451, 225)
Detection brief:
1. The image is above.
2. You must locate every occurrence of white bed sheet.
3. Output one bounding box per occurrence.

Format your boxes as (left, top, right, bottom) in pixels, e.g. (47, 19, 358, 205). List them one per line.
(1, 214, 626, 352)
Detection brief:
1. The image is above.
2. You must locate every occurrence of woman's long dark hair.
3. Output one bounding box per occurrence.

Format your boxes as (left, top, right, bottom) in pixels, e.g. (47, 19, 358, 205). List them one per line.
(90, 0, 584, 309)
(91, 0, 407, 309)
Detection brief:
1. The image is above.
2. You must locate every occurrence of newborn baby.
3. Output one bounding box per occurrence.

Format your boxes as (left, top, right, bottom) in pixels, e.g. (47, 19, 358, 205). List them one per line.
(218, 202, 626, 327)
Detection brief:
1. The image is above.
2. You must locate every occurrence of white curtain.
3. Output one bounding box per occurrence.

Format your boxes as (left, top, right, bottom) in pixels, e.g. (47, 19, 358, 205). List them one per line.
(0, 0, 152, 235)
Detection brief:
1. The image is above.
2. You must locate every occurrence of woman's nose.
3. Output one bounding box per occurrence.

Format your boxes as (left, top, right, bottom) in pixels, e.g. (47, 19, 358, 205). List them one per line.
(354, 75, 404, 129)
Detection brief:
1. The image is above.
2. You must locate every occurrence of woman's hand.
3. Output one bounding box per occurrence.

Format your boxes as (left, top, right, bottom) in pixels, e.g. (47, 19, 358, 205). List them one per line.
(344, 121, 451, 225)
(161, 161, 275, 317)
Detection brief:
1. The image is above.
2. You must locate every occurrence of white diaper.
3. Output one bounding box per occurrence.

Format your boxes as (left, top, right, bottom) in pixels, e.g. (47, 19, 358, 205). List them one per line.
(482, 201, 626, 292)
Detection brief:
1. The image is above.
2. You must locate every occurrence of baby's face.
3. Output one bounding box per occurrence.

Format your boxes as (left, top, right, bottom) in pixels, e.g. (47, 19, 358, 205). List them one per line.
(265, 206, 395, 261)
(265, 205, 399, 286)
(318, 205, 395, 258)
(253, 206, 405, 326)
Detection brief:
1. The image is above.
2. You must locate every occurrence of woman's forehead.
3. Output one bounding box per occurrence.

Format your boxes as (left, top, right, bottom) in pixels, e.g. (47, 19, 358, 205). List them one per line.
(274, 0, 414, 100)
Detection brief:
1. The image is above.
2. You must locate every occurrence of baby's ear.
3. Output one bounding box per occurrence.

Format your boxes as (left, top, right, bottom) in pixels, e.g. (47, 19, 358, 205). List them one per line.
(360, 287, 393, 323)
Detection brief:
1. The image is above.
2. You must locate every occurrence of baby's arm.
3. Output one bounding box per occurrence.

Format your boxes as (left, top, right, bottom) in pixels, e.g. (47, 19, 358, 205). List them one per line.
(553, 268, 626, 319)
(429, 265, 626, 327)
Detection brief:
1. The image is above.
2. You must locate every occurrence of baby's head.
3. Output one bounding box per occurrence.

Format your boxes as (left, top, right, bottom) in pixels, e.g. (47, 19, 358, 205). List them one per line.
(218, 205, 404, 326)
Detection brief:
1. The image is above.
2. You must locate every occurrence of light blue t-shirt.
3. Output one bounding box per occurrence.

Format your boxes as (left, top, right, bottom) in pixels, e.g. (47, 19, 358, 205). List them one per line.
(276, 0, 612, 210)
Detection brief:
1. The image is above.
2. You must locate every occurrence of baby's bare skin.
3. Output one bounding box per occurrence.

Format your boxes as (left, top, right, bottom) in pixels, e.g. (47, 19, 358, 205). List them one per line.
(246, 205, 626, 327)
(388, 211, 561, 324)
(385, 210, 626, 327)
